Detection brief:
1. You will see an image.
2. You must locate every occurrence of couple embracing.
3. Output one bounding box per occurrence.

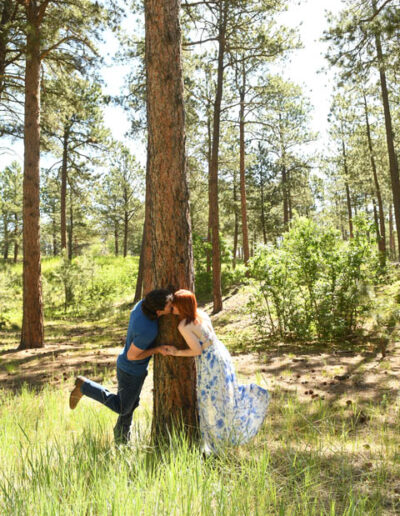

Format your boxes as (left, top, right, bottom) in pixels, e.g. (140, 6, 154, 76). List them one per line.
(69, 289, 269, 453)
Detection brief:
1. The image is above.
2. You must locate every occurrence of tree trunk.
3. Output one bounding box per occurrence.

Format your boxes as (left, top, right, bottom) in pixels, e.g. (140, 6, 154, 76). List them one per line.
(145, 0, 197, 442)
(282, 165, 289, 229)
(208, 2, 227, 313)
(3, 218, 9, 259)
(206, 115, 212, 275)
(239, 65, 249, 265)
(13, 212, 18, 263)
(362, 91, 386, 263)
(60, 123, 70, 251)
(260, 175, 267, 244)
(232, 170, 239, 269)
(342, 139, 354, 239)
(389, 204, 396, 260)
(123, 210, 128, 257)
(373, 3, 400, 255)
(114, 222, 119, 256)
(68, 188, 73, 261)
(133, 223, 145, 304)
(20, 5, 44, 349)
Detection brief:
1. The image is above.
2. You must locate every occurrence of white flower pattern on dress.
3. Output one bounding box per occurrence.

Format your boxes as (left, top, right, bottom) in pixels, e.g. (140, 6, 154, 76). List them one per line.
(195, 318, 269, 453)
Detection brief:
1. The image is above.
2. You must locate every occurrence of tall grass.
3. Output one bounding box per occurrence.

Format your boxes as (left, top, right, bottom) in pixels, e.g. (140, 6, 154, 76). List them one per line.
(0, 383, 399, 515)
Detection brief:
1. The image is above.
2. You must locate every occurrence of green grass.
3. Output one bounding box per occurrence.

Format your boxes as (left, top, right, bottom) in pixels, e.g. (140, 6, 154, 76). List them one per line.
(0, 384, 399, 515)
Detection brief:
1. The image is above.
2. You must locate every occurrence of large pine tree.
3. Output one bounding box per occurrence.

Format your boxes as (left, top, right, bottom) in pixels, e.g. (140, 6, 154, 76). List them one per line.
(144, 0, 198, 441)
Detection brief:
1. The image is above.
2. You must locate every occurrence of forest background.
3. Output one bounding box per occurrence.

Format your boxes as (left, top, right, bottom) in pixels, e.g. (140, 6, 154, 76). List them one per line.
(1, 0, 400, 513)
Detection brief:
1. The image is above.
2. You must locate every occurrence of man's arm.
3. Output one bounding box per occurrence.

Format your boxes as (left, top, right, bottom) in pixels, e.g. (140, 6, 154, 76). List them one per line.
(127, 342, 169, 361)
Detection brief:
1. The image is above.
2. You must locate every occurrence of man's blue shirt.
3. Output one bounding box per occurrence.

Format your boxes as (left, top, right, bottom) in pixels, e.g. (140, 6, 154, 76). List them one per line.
(117, 300, 158, 376)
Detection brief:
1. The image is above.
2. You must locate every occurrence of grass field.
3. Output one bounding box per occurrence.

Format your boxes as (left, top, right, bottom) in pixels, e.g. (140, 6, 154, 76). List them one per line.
(1, 257, 399, 515)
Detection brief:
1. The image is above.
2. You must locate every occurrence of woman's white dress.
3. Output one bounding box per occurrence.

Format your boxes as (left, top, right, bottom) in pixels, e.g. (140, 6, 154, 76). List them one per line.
(194, 314, 269, 453)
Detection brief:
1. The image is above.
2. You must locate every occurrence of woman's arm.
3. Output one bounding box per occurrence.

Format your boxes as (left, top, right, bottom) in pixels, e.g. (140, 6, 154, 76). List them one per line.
(169, 323, 202, 357)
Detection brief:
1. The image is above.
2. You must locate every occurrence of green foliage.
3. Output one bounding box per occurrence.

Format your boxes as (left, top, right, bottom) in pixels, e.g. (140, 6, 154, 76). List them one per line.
(249, 216, 381, 341)
(193, 233, 244, 300)
(44, 254, 139, 318)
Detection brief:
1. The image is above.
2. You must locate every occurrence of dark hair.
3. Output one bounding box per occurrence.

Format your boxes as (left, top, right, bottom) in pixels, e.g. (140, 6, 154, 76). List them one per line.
(141, 289, 173, 320)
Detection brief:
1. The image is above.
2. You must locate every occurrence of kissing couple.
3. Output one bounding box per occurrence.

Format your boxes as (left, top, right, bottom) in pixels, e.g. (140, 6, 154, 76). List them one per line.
(70, 289, 269, 453)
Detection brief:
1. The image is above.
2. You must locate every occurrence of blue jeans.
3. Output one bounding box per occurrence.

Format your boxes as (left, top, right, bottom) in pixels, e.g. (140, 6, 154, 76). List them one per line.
(81, 367, 147, 444)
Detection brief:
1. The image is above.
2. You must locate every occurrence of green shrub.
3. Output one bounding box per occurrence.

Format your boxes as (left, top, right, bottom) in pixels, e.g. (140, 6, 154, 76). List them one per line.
(248, 216, 380, 341)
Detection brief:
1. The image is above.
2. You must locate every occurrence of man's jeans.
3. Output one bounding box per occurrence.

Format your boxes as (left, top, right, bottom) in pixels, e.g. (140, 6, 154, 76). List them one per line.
(81, 367, 147, 444)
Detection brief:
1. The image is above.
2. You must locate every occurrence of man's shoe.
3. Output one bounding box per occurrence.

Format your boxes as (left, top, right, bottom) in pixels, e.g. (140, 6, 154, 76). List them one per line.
(69, 376, 86, 409)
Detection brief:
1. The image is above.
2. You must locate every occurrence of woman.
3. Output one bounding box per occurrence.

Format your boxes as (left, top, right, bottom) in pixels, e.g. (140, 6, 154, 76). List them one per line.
(167, 289, 269, 453)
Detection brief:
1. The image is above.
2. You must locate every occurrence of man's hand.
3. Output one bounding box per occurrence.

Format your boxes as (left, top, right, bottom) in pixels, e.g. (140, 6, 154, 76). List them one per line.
(164, 346, 179, 356)
(158, 345, 175, 356)
(158, 345, 178, 357)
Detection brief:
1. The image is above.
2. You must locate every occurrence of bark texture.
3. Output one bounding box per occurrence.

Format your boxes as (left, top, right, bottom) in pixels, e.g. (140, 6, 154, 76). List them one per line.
(20, 4, 44, 349)
(145, 0, 197, 441)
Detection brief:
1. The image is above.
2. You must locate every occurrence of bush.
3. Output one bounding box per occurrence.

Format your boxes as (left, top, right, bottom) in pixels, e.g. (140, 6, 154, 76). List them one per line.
(248, 216, 380, 341)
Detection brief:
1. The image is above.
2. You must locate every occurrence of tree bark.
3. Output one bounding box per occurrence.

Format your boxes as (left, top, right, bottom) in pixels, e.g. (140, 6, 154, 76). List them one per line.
(373, 2, 400, 255)
(123, 209, 128, 257)
(13, 212, 18, 263)
(208, 2, 227, 313)
(68, 187, 73, 260)
(145, 0, 197, 442)
(239, 65, 249, 265)
(389, 204, 396, 260)
(20, 4, 44, 349)
(232, 170, 239, 269)
(342, 139, 354, 239)
(133, 223, 145, 304)
(260, 172, 267, 245)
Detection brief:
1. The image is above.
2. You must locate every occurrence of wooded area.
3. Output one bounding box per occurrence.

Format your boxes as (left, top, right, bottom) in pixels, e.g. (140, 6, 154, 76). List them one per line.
(1, 0, 400, 513)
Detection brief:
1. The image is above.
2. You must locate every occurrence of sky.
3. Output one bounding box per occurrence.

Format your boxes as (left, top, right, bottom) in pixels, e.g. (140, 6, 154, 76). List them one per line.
(1, 0, 345, 169)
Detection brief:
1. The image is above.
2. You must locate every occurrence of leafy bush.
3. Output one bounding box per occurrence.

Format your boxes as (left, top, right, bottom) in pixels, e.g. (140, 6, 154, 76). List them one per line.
(248, 216, 380, 341)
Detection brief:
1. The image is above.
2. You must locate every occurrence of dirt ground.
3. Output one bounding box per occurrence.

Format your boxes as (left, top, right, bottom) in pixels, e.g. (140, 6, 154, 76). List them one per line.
(0, 292, 399, 409)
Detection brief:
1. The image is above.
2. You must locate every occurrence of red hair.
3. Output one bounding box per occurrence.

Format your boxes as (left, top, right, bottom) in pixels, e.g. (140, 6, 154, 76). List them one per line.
(172, 289, 200, 325)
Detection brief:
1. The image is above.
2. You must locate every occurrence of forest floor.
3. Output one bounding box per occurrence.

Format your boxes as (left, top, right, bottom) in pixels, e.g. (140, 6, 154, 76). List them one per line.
(0, 289, 399, 411)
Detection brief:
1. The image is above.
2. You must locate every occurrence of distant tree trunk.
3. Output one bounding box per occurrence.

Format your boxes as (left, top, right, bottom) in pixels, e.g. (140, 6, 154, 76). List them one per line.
(20, 3, 44, 349)
(342, 139, 354, 239)
(206, 115, 212, 275)
(114, 222, 119, 256)
(208, 2, 227, 313)
(279, 118, 289, 229)
(232, 170, 239, 269)
(260, 171, 267, 244)
(3, 218, 9, 259)
(287, 170, 293, 222)
(239, 64, 249, 265)
(123, 210, 128, 257)
(373, 1, 400, 255)
(13, 213, 18, 263)
(282, 165, 289, 229)
(68, 188, 73, 261)
(362, 92, 386, 263)
(60, 123, 70, 251)
(389, 204, 396, 260)
(145, 0, 198, 442)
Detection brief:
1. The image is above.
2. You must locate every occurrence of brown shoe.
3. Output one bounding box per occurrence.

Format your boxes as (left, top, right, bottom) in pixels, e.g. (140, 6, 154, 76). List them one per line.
(69, 376, 86, 409)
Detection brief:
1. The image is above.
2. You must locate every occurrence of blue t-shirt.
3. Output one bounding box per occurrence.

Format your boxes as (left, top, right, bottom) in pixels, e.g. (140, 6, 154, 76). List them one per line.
(117, 300, 158, 376)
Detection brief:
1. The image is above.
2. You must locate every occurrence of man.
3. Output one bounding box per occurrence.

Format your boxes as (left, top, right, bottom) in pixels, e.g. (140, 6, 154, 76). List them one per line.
(69, 288, 173, 444)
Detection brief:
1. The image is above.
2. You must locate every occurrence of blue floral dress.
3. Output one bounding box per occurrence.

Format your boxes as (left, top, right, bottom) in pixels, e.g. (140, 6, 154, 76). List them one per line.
(194, 314, 269, 453)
